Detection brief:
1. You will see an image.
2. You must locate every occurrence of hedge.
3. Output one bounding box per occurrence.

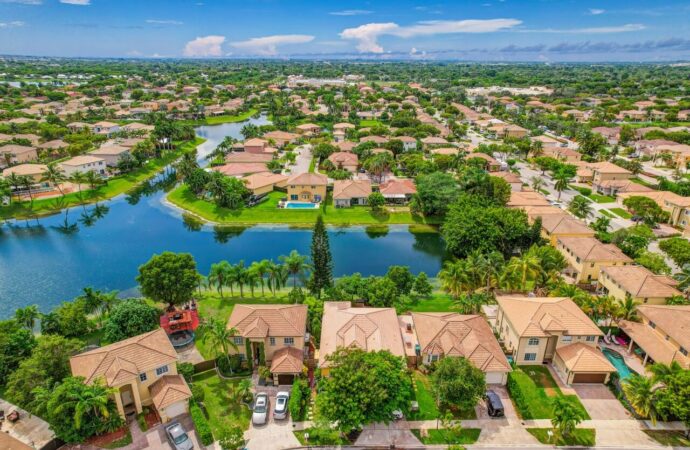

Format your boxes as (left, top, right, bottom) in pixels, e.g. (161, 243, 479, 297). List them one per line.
(659, 237, 690, 267)
(190, 401, 213, 445)
(289, 378, 311, 421)
(506, 369, 553, 419)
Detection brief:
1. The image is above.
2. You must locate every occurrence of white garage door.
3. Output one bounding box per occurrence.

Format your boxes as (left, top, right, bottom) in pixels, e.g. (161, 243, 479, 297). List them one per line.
(165, 401, 187, 419)
(485, 372, 505, 385)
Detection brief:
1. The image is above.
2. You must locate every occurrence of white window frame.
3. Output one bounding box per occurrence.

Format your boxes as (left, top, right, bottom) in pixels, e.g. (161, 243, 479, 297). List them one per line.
(528, 338, 540, 346)
(562, 335, 573, 343)
(284, 337, 295, 346)
(269, 337, 276, 346)
(234, 336, 243, 345)
(524, 353, 537, 361)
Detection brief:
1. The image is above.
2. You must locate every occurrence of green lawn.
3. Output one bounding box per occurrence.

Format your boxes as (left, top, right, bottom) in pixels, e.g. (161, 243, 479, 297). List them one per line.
(101, 431, 133, 449)
(408, 294, 458, 312)
(508, 366, 590, 420)
(1, 138, 205, 220)
(408, 371, 476, 421)
(588, 193, 616, 203)
(599, 209, 616, 218)
(294, 428, 349, 445)
(308, 157, 316, 173)
(527, 428, 596, 446)
(167, 187, 441, 226)
(643, 430, 690, 447)
(191, 370, 252, 436)
(411, 428, 481, 445)
(181, 109, 257, 125)
(608, 207, 632, 219)
(630, 177, 657, 188)
(359, 119, 384, 128)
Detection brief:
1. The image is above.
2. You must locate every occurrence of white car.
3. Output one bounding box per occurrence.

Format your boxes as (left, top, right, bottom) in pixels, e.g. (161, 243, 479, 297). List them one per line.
(164, 422, 194, 450)
(252, 393, 269, 425)
(274, 391, 290, 420)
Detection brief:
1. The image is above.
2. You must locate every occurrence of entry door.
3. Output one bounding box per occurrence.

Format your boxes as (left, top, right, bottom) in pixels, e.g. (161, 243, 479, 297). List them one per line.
(121, 389, 134, 406)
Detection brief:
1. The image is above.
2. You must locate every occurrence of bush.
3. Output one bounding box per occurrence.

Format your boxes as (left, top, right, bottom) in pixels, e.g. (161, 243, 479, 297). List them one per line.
(190, 401, 213, 445)
(572, 186, 592, 196)
(216, 355, 240, 376)
(289, 378, 311, 421)
(191, 384, 205, 403)
(177, 362, 195, 383)
(659, 237, 690, 267)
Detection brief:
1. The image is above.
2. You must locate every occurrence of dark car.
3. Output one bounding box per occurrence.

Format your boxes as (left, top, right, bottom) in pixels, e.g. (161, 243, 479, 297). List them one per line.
(485, 390, 505, 418)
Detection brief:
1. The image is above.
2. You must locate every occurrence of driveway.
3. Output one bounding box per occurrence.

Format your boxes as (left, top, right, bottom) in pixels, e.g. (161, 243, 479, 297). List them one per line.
(244, 392, 300, 450)
(354, 421, 423, 448)
(572, 384, 632, 420)
(474, 386, 541, 446)
(286, 144, 312, 176)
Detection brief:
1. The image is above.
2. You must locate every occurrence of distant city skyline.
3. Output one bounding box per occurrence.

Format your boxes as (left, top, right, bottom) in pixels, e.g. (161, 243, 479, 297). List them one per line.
(1, 0, 690, 61)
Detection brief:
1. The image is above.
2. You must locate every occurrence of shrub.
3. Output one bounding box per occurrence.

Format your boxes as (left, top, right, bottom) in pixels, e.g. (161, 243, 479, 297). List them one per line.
(177, 362, 195, 383)
(573, 186, 592, 196)
(191, 384, 205, 403)
(659, 237, 690, 267)
(190, 401, 213, 445)
(289, 378, 311, 421)
(216, 356, 237, 376)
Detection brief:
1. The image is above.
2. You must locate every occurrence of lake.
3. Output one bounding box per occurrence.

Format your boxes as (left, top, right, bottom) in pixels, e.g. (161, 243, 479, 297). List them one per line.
(0, 115, 447, 317)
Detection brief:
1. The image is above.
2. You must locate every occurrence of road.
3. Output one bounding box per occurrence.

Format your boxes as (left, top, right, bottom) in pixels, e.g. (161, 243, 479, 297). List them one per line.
(286, 144, 312, 176)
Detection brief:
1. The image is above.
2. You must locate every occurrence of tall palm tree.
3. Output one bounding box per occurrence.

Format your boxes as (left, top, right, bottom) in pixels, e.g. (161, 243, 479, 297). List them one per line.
(84, 170, 102, 191)
(6, 172, 23, 197)
(553, 172, 571, 201)
(475, 251, 505, 292)
(199, 317, 239, 368)
(15, 305, 39, 330)
(232, 261, 247, 298)
(649, 361, 683, 383)
(19, 175, 34, 207)
(70, 171, 87, 202)
(551, 396, 586, 441)
(267, 261, 282, 297)
(622, 374, 660, 425)
(568, 195, 592, 219)
(438, 260, 467, 299)
(279, 250, 311, 290)
(673, 264, 690, 293)
(57, 380, 115, 430)
(503, 254, 541, 291)
(530, 176, 544, 193)
(245, 269, 259, 298)
(617, 295, 639, 324)
(208, 261, 232, 299)
(41, 165, 67, 197)
(251, 260, 271, 296)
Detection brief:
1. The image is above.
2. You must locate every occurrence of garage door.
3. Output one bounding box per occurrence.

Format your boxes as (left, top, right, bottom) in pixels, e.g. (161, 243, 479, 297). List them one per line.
(485, 372, 505, 385)
(165, 401, 187, 419)
(572, 373, 607, 383)
(277, 374, 294, 385)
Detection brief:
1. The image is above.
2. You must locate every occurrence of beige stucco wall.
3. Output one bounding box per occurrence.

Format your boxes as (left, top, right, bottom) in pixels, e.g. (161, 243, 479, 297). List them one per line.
(228, 336, 305, 361)
(599, 271, 669, 304)
(287, 184, 327, 202)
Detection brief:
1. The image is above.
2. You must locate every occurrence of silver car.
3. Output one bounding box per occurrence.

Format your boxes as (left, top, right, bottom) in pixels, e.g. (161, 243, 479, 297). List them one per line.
(274, 391, 290, 420)
(252, 393, 269, 425)
(165, 422, 194, 450)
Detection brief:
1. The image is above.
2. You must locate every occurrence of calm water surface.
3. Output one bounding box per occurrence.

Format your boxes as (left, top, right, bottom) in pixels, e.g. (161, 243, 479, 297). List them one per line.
(0, 115, 446, 317)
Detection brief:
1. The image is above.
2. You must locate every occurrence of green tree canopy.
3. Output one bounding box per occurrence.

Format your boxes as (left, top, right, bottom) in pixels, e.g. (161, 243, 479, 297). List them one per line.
(431, 357, 486, 411)
(103, 299, 161, 342)
(137, 252, 201, 307)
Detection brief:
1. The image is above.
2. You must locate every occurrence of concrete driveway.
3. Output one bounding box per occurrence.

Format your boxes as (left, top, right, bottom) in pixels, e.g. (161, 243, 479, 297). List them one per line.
(572, 384, 632, 420)
(473, 386, 541, 446)
(244, 392, 300, 450)
(354, 422, 423, 448)
(286, 144, 312, 176)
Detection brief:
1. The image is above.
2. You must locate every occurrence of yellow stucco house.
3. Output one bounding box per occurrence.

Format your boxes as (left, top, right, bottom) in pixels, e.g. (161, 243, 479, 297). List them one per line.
(556, 236, 632, 284)
(537, 213, 596, 246)
(69, 329, 191, 423)
(496, 296, 614, 384)
(286, 172, 328, 203)
(599, 265, 682, 305)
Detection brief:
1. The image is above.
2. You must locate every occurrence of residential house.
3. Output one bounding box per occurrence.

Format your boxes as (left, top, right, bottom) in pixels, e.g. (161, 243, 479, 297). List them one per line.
(467, 152, 501, 172)
(243, 138, 277, 155)
(69, 329, 191, 422)
(227, 304, 308, 384)
(538, 213, 596, 245)
(496, 296, 614, 384)
(214, 163, 268, 177)
(599, 265, 682, 305)
(491, 171, 522, 191)
(286, 172, 327, 203)
(489, 123, 528, 139)
(38, 139, 68, 153)
(379, 179, 416, 204)
(91, 144, 131, 167)
(594, 179, 653, 197)
(2, 164, 49, 189)
(225, 152, 274, 164)
(319, 302, 406, 376)
(531, 135, 562, 149)
(617, 110, 647, 122)
(58, 155, 106, 176)
(556, 237, 632, 284)
(359, 135, 388, 145)
(420, 136, 448, 147)
(677, 110, 690, 121)
(543, 147, 582, 163)
(263, 130, 299, 148)
(242, 172, 288, 197)
(591, 127, 620, 146)
(411, 313, 511, 384)
(93, 121, 121, 136)
(328, 152, 358, 172)
(397, 136, 418, 151)
(619, 305, 690, 369)
(333, 179, 372, 207)
(507, 191, 550, 209)
(0, 145, 38, 167)
(295, 123, 321, 136)
(576, 161, 632, 185)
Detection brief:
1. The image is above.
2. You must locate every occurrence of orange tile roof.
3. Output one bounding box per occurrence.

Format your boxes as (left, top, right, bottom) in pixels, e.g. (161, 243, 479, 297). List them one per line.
(556, 343, 615, 373)
(270, 346, 304, 374)
(601, 266, 681, 298)
(149, 374, 192, 410)
(228, 304, 307, 338)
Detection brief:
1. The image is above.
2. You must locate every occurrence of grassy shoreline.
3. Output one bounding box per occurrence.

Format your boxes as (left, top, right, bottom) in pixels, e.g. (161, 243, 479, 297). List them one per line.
(1, 138, 205, 220)
(167, 186, 442, 228)
(180, 109, 257, 126)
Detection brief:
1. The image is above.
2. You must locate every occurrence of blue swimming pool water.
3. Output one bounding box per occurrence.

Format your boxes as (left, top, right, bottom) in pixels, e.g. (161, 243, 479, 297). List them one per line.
(602, 348, 634, 379)
(285, 202, 319, 209)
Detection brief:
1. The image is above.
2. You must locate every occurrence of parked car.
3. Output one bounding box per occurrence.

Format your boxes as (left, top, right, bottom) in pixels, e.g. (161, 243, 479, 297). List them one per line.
(252, 393, 269, 425)
(165, 422, 194, 450)
(274, 391, 290, 420)
(485, 390, 505, 418)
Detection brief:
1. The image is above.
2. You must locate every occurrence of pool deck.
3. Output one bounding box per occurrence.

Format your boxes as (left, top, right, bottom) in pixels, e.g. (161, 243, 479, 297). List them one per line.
(600, 342, 648, 376)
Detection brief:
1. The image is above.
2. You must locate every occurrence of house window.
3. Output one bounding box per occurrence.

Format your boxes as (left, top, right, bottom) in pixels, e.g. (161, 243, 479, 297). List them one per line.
(284, 337, 294, 346)
(562, 336, 573, 342)
(586, 336, 596, 342)
(270, 337, 276, 346)
(648, 321, 656, 329)
(430, 354, 439, 363)
(528, 338, 540, 346)
(290, 194, 298, 200)
(234, 336, 244, 345)
(155, 365, 169, 376)
(139, 373, 147, 382)
(524, 353, 537, 361)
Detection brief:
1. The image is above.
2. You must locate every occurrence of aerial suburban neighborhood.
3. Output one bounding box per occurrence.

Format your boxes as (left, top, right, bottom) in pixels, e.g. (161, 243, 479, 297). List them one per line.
(2, 2, 690, 450)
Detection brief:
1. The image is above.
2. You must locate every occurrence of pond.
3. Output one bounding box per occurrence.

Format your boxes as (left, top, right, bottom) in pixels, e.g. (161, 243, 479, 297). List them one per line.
(0, 115, 447, 317)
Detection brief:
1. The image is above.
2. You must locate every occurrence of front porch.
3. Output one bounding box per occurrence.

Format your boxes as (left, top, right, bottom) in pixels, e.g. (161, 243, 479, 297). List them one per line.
(115, 383, 143, 421)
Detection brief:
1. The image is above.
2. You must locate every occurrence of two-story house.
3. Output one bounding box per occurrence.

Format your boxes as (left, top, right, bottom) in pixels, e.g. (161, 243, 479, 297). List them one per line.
(598, 265, 682, 305)
(537, 213, 596, 246)
(227, 304, 308, 385)
(619, 305, 690, 368)
(286, 173, 328, 203)
(556, 237, 633, 284)
(496, 296, 614, 384)
(69, 329, 191, 423)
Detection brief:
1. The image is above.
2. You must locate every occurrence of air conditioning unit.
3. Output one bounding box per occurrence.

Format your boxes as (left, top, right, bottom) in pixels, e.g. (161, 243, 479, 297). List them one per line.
(304, 333, 310, 343)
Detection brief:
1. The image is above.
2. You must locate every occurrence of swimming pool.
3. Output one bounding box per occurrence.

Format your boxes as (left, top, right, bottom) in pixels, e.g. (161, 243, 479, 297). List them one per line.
(602, 347, 634, 379)
(285, 202, 320, 209)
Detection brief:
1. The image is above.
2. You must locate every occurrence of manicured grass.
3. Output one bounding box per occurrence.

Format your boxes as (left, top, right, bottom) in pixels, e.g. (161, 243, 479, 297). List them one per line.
(408, 371, 477, 420)
(609, 207, 632, 219)
(181, 109, 257, 125)
(308, 157, 316, 173)
(527, 428, 596, 446)
(508, 366, 590, 420)
(167, 187, 441, 226)
(359, 119, 384, 128)
(631, 177, 657, 188)
(599, 209, 616, 218)
(408, 293, 458, 312)
(101, 431, 133, 449)
(191, 370, 252, 436)
(294, 428, 349, 445)
(411, 428, 481, 445)
(589, 193, 616, 203)
(1, 138, 205, 220)
(643, 430, 690, 447)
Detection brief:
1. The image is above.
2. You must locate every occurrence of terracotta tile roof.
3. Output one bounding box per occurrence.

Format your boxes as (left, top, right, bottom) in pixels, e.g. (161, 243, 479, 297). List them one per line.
(411, 313, 511, 373)
(149, 375, 192, 410)
(328, 152, 358, 166)
(243, 138, 267, 147)
(242, 172, 287, 190)
(557, 237, 632, 263)
(430, 147, 460, 156)
(0, 144, 37, 155)
(539, 214, 595, 236)
(320, 302, 405, 367)
(214, 162, 267, 176)
(333, 179, 372, 200)
(595, 179, 652, 193)
(508, 191, 550, 208)
(359, 135, 388, 144)
(617, 191, 690, 208)
(556, 343, 615, 373)
(270, 346, 304, 374)
(619, 320, 687, 367)
(523, 205, 565, 217)
(60, 155, 104, 166)
(492, 171, 522, 184)
(70, 329, 178, 385)
(636, 305, 690, 351)
(287, 172, 328, 185)
(496, 296, 602, 338)
(263, 130, 299, 141)
(91, 144, 130, 156)
(467, 152, 498, 164)
(225, 152, 273, 163)
(601, 266, 681, 298)
(228, 304, 307, 338)
(379, 179, 416, 196)
(2, 163, 47, 177)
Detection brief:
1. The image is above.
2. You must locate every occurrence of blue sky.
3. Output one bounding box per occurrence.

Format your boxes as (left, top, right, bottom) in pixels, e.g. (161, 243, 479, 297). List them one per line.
(1, 0, 690, 61)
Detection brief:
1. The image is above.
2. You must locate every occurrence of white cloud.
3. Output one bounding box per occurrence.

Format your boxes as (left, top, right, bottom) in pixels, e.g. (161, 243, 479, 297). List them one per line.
(330, 9, 372, 16)
(0, 20, 25, 28)
(340, 19, 522, 53)
(0, 0, 41, 4)
(183, 35, 226, 57)
(230, 34, 314, 55)
(126, 50, 142, 56)
(60, 0, 91, 5)
(521, 23, 646, 33)
(146, 19, 183, 25)
(588, 8, 605, 15)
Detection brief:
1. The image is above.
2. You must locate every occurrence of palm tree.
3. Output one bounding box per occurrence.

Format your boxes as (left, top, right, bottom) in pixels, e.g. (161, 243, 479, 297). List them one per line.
(279, 250, 311, 290)
(232, 261, 247, 298)
(622, 374, 660, 425)
(208, 261, 232, 299)
(551, 396, 587, 441)
(245, 268, 259, 298)
(15, 304, 39, 330)
(70, 171, 87, 202)
(530, 176, 544, 193)
(267, 261, 282, 297)
(502, 253, 541, 291)
(617, 295, 639, 324)
(568, 195, 592, 219)
(41, 165, 67, 197)
(474, 251, 505, 292)
(6, 172, 23, 198)
(199, 317, 239, 368)
(84, 170, 102, 190)
(673, 264, 690, 293)
(553, 172, 572, 201)
(438, 260, 467, 299)
(251, 260, 271, 296)
(58, 380, 115, 430)
(236, 378, 252, 403)
(19, 175, 35, 207)
(649, 361, 683, 383)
